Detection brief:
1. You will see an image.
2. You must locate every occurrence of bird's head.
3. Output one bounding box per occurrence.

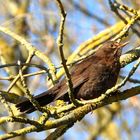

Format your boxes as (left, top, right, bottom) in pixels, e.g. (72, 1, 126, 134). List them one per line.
(98, 41, 128, 57)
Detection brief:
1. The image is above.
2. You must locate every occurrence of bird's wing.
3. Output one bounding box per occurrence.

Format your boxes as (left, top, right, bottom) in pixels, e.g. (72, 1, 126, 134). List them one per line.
(53, 55, 100, 101)
(53, 67, 89, 101)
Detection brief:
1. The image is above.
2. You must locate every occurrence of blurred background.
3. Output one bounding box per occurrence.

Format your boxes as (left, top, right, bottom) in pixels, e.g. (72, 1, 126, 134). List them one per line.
(0, 0, 140, 140)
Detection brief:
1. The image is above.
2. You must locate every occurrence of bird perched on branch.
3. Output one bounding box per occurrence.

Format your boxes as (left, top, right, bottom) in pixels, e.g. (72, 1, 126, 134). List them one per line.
(16, 41, 127, 113)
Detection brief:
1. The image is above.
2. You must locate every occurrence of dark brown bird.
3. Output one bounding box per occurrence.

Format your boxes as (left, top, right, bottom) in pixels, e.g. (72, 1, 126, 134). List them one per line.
(16, 41, 127, 113)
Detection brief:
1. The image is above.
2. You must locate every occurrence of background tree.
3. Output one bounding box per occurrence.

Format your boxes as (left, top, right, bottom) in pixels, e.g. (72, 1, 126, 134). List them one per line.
(0, 0, 140, 140)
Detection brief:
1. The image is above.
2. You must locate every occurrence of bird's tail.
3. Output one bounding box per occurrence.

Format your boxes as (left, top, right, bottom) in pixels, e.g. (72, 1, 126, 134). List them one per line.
(16, 89, 57, 114)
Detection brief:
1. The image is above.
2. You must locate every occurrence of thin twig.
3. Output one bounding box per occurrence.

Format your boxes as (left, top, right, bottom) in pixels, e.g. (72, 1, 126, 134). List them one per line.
(109, 0, 140, 37)
(112, 15, 140, 41)
(120, 75, 140, 84)
(6, 51, 34, 92)
(55, 0, 81, 106)
(0, 91, 14, 116)
(0, 63, 49, 72)
(18, 61, 49, 114)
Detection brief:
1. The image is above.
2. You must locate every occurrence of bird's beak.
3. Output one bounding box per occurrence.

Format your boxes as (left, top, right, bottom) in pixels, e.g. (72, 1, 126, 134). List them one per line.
(118, 41, 129, 49)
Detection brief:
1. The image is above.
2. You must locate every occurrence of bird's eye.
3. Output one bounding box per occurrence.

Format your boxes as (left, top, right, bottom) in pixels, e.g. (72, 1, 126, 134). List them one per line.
(110, 44, 114, 48)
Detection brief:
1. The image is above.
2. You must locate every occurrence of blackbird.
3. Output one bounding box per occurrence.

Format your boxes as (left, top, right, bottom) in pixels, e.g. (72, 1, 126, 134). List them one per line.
(16, 41, 126, 113)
